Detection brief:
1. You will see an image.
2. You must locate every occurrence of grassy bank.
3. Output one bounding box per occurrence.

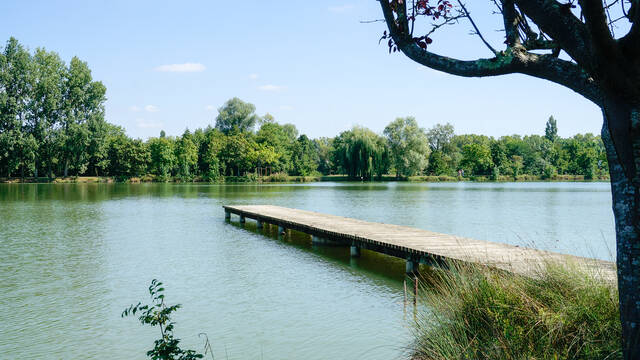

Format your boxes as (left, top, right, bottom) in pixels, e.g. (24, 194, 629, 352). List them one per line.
(413, 262, 621, 360)
(0, 173, 609, 184)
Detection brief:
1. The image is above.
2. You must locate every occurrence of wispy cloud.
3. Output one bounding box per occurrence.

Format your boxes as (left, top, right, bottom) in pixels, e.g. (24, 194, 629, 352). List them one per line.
(280, 105, 294, 111)
(205, 105, 215, 111)
(129, 105, 141, 112)
(328, 4, 354, 13)
(258, 84, 284, 91)
(249, 73, 259, 80)
(154, 63, 206, 72)
(136, 118, 163, 129)
(145, 105, 159, 113)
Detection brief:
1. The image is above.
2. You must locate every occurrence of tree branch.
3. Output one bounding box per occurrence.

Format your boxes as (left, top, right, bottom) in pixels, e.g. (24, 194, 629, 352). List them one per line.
(379, 0, 602, 107)
(457, 1, 498, 55)
(513, 0, 593, 67)
(578, 0, 616, 53)
(619, 0, 640, 57)
(502, 0, 522, 47)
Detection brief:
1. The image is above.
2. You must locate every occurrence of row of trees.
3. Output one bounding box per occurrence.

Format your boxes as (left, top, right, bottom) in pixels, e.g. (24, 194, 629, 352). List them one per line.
(0, 38, 108, 178)
(1, 39, 607, 181)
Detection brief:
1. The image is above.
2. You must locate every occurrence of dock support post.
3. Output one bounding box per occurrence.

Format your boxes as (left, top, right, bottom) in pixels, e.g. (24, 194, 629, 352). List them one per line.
(350, 245, 361, 257)
(239, 215, 245, 224)
(257, 220, 263, 229)
(225, 210, 231, 220)
(406, 258, 419, 275)
(278, 225, 285, 234)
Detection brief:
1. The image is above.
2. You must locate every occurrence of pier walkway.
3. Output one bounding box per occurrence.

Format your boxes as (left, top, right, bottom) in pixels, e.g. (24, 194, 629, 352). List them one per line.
(223, 205, 615, 279)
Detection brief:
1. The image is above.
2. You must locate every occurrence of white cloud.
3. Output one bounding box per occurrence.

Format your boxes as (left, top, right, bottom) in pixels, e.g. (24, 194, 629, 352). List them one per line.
(129, 105, 141, 112)
(249, 73, 259, 80)
(258, 84, 284, 91)
(154, 63, 206, 72)
(328, 4, 354, 13)
(280, 105, 294, 111)
(145, 105, 159, 113)
(205, 105, 215, 111)
(135, 118, 163, 129)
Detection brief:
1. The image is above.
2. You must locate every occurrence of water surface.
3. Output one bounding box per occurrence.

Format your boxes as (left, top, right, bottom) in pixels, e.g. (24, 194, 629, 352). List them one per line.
(0, 182, 615, 359)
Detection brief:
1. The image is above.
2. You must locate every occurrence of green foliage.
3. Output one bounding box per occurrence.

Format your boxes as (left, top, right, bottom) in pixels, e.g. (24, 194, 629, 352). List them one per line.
(412, 263, 621, 360)
(122, 279, 203, 360)
(332, 126, 390, 180)
(384, 116, 430, 177)
(175, 130, 198, 180)
(545, 115, 559, 142)
(490, 166, 500, 181)
(0, 38, 106, 178)
(542, 164, 557, 180)
(148, 137, 176, 178)
(0, 38, 612, 183)
(426, 123, 455, 152)
(255, 121, 297, 172)
(214, 97, 259, 134)
(426, 151, 451, 176)
(460, 143, 493, 175)
(314, 137, 334, 175)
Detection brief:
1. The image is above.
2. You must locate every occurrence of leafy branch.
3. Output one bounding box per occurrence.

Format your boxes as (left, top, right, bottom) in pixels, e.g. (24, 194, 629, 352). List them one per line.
(122, 279, 204, 360)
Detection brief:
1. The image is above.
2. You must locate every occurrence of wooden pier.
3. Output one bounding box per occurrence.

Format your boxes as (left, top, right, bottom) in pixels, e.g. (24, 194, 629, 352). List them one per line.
(223, 205, 615, 279)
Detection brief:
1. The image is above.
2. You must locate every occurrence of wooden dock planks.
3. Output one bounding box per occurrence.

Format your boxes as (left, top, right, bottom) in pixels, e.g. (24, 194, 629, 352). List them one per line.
(223, 205, 616, 279)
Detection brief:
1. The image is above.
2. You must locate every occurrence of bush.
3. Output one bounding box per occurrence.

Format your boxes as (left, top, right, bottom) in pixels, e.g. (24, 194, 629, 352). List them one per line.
(265, 172, 289, 182)
(542, 164, 557, 180)
(490, 166, 500, 181)
(412, 262, 621, 360)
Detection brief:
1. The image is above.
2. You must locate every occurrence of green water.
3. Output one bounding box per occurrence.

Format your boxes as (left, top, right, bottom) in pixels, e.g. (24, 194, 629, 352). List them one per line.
(0, 182, 615, 359)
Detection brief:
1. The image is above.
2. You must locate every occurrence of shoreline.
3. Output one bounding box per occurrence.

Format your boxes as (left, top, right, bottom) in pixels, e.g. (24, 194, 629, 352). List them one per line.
(0, 174, 610, 184)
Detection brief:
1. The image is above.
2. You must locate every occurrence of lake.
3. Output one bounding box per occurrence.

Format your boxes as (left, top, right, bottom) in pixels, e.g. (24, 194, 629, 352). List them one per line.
(0, 182, 616, 359)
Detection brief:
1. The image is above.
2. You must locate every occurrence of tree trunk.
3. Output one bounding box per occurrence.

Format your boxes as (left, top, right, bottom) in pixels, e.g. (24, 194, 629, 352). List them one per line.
(64, 159, 68, 178)
(602, 109, 640, 359)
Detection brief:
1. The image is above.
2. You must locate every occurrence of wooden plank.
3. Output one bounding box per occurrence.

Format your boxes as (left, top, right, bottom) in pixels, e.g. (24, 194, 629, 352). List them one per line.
(223, 205, 616, 280)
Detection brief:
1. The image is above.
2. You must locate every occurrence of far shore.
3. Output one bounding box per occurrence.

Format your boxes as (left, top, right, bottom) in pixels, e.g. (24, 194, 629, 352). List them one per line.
(0, 174, 610, 184)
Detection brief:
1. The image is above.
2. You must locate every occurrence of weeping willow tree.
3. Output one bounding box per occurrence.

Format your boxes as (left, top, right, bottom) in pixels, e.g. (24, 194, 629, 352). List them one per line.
(332, 126, 390, 180)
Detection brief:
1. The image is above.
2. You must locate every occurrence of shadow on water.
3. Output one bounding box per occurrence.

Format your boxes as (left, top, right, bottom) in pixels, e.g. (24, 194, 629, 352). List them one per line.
(226, 217, 408, 283)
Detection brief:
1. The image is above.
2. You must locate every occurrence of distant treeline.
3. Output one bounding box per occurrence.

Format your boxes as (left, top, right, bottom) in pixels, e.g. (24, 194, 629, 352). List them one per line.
(1, 38, 608, 181)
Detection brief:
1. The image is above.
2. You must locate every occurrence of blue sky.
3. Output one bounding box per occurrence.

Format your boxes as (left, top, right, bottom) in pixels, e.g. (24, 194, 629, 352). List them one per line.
(0, 0, 602, 139)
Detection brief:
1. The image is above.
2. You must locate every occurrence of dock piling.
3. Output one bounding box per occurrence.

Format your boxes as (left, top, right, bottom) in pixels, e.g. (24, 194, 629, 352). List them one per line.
(350, 245, 361, 257)
(405, 258, 419, 275)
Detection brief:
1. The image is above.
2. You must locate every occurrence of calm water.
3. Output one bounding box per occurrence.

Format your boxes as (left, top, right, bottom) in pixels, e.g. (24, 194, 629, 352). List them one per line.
(0, 182, 615, 359)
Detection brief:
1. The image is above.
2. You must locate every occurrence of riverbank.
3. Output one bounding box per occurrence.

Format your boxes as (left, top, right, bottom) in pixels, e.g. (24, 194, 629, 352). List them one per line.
(0, 173, 610, 184)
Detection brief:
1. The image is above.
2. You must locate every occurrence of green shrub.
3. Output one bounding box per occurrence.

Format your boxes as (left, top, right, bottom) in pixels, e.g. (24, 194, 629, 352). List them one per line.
(412, 263, 621, 360)
(265, 172, 289, 182)
(490, 166, 500, 181)
(122, 280, 203, 359)
(542, 164, 557, 180)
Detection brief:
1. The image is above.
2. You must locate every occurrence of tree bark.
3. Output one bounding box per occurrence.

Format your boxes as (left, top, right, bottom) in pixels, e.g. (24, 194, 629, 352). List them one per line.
(602, 107, 640, 359)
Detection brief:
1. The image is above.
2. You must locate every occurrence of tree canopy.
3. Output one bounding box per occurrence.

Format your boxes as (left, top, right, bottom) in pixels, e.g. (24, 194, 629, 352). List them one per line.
(214, 97, 260, 134)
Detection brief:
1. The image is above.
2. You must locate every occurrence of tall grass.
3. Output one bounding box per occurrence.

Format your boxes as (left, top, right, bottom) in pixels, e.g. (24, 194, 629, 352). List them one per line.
(413, 262, 621, 360)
